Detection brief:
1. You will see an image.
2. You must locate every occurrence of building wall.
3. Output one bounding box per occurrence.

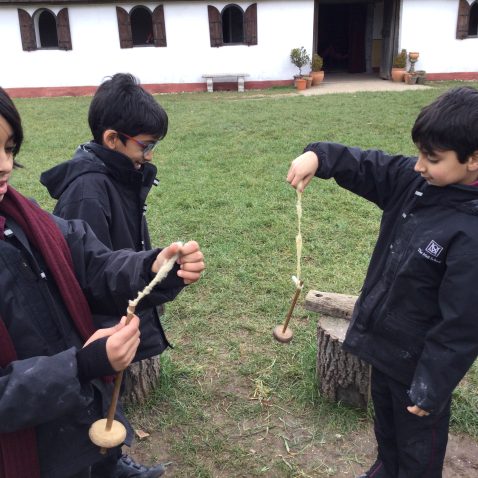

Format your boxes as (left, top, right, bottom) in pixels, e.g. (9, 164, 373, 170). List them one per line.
(400, 0, 478, 76)
(0, 0, 315, 92)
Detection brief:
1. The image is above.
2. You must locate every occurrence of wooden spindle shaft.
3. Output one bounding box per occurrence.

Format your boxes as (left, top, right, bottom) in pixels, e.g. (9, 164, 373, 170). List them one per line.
(99, 305, 136, 453)
(282, 281, 303, 333)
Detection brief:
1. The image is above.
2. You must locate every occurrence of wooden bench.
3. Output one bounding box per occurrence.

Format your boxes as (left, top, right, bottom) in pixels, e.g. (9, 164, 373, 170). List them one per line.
(202, 73, 249, 92)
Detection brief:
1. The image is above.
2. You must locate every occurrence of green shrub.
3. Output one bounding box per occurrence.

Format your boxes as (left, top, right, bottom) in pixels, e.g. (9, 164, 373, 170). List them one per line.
(392, 49, 407, 68)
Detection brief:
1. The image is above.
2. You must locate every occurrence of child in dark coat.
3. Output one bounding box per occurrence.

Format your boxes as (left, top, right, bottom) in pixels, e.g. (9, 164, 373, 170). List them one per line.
(0, 86, 205, 478)
(287, 86, 478, 478)
(41, 73, 174, 477)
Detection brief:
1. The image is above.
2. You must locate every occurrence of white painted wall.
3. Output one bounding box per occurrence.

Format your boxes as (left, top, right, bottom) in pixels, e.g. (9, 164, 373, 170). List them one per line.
(2, 0, 475, 89)
(0, 0, 315, 89)
(400, 0, 478, 73)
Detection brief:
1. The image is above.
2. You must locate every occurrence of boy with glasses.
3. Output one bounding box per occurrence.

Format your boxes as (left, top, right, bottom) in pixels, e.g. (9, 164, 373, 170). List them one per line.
(41, 73, 173, 478)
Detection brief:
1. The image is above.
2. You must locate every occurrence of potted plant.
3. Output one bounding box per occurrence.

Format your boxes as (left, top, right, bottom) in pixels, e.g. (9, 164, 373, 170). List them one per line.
(303, 75, 313, 88)
(391, 49, 407, 82)
(290, 46, 310, 90)
(415, 70, 427, 85)
(404, 73, 418, 85)
(310, 53, 324, 86)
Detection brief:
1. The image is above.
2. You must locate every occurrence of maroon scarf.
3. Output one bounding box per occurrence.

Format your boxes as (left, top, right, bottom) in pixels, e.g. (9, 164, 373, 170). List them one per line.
(0, 186, 96, 478)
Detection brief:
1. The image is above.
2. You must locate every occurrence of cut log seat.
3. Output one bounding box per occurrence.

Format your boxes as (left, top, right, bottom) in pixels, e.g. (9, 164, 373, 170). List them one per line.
(305, 290, 371, 409)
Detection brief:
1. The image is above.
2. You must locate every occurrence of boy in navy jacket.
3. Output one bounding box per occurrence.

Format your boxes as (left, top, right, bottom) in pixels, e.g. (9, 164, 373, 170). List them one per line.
(287, 86, 478, 477)
(41, 73, 173, 477)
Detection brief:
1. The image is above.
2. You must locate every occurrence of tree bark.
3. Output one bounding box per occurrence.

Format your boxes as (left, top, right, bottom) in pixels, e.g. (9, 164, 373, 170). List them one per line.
(122, 356, 161, 406)
(305, 290, 370, 409)
(316, 316, 370, 409)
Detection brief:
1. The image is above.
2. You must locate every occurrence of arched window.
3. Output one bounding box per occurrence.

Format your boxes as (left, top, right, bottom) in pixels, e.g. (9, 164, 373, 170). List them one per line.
(457, 0, 478, 38)
(37, 9, 58, 48)
(116, 5, 167, 48)
(18, 8, 72, 51)
(222, 4, 244, 43)
(469, 2, 478, 36)
(131, 6, 154, 46)
(208, 3, 257, 47)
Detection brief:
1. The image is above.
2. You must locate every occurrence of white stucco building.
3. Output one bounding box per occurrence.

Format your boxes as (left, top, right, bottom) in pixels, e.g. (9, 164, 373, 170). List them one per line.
(0, 0, 477, 97)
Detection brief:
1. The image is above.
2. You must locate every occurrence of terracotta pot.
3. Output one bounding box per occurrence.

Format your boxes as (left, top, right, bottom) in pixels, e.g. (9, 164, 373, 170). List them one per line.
(409, 52, 419, 61)
(295, 78, 307, 91)
(391, 68, 406, 82)
(310, 70, 325, 86)
(304, 76, 313, 88)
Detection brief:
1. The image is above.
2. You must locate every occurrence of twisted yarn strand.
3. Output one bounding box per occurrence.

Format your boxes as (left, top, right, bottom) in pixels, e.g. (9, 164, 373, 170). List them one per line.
(292, 184, 304, 290)
(129, 242, 183, 309)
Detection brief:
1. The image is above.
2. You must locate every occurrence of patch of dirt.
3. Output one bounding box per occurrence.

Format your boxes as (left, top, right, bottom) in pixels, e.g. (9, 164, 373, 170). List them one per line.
(128, 375, 478, 477)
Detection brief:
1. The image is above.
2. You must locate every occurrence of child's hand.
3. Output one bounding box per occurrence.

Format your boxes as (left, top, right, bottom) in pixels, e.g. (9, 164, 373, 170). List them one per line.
(82, 315, 141, 372)
(407, 405, 430, 417)
(105, 314, 141, 371)
(177, 240, 205, 284)
(287, 151, 319, 192)
(152, 241, 205, 285)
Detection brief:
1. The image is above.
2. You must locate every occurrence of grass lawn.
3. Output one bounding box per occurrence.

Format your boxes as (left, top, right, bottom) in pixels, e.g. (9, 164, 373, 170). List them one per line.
(11, 80, 478, 477)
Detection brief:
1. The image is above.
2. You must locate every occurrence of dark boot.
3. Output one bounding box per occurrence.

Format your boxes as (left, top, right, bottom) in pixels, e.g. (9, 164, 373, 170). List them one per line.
(115, 455, 166, 478)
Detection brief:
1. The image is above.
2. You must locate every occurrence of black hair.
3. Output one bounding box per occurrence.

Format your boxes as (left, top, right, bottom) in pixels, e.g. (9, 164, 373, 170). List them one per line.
(411, 86, 478, 163)
(0, 86, 24, 167)
(88, 73, 168, 144)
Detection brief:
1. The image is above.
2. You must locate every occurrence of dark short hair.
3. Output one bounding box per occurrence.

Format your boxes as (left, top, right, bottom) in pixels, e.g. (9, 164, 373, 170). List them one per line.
(412, 86, 478, 163)
(0, 86, 24, 167)
(88, 73, 168, 144)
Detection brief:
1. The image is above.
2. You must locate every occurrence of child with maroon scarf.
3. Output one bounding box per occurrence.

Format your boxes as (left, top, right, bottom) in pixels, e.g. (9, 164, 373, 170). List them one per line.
(0, 86, 205, 478)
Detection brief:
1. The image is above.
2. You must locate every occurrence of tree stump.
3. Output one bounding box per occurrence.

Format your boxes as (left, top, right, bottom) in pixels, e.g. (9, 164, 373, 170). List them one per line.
(305, 290, 370, 409)
(122, 305, 165, 406)
(122, 356, 161, 406)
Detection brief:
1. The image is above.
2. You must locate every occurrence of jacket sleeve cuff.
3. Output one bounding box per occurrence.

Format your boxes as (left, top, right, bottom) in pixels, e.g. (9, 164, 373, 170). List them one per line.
(303, 142, 326, 177)
(76, 337, 116, 382)
(146, 248, 185, 290)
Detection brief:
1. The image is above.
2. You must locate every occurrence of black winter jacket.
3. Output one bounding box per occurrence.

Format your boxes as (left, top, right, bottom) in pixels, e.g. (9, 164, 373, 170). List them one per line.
(41, 143, 171, 353)
(0, 215, 184, 477)
(305, 142, 478, 414)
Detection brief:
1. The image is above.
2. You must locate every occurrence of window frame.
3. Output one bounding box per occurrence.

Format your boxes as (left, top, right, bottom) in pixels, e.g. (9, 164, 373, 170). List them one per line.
(456, 0, 478, 39)
(208, 3, 257, 48)
(18, 7, 72, 51)
(116, 4, 167, 49)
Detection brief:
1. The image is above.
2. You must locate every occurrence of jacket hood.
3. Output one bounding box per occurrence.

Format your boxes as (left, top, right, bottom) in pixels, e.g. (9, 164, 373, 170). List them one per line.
(40, 144, 108, 199)
(40, 142, 158, 200)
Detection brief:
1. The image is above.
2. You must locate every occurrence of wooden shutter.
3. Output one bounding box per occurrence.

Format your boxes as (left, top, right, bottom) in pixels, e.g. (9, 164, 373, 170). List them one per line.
(18, 9, 37, 51)
(152, 5, 167, 47)
(116, 6, 133, 48)
(57, 8, 72, 50)
(244, 3, 257, 45)
(208, 5, 223, 47)
(456, 0, 470, 39)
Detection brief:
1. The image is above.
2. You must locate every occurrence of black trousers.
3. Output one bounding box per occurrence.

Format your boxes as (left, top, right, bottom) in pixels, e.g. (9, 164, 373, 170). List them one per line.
(369, 367, 451, 478)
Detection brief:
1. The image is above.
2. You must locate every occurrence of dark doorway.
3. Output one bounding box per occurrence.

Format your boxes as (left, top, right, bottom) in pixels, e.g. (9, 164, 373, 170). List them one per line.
(317, 3, 367, 73)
